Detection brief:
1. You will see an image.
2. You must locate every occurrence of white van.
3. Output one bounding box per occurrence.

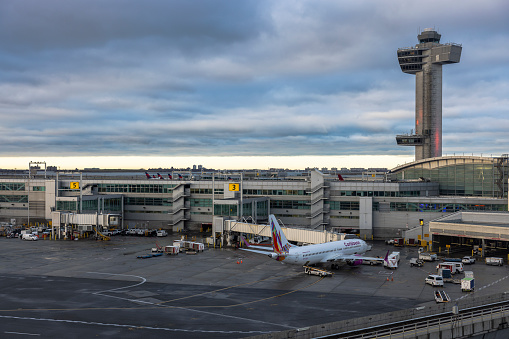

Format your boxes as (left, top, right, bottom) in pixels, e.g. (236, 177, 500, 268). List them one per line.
(425, 274, 444, 287)
(21, 233, 38, 241)
(156, 230, 168, 237)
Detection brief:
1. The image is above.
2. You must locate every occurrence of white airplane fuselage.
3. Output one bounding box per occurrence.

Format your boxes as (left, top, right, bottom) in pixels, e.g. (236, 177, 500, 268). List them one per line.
(271, 239, 369, 265)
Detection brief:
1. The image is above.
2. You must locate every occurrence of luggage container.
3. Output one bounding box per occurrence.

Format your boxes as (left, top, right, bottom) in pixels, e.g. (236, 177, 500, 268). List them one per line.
(394, 238, 405, 247)
(164, 246, 179, 255)
(191, 242, 205, 252)
(461, 277, 475, 292)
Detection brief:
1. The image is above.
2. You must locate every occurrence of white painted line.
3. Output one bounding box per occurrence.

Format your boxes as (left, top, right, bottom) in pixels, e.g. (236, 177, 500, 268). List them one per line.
(4, 331, 41, 336)
(0, 315, 267, 335)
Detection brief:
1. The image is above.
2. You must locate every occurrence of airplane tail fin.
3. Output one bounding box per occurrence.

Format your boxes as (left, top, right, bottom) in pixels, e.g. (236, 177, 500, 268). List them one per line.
(338, 174, 344, 181)
(269, 215, 292, 254)
(168, 174, 172, 179)
(157, 173, 163, 179)
(240, 235, 250, 248)
(145, 172, 151, 179)
(384, 250, 390, 264)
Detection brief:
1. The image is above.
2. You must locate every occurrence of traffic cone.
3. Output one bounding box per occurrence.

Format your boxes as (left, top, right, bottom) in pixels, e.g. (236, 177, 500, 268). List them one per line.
(391, 276, 394, 281)
(387, 277, 389, 281)
(240, 260, 243, 264)
(236, 260, 239, 264)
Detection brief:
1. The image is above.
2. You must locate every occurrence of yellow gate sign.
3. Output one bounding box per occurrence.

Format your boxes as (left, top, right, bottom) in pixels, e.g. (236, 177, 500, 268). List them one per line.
(70, 182, 80, 190)
(229, 183, 240, 191)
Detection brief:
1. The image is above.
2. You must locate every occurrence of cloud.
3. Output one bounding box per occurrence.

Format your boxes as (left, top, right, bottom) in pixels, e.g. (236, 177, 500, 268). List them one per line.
(0, 0, 508, 164)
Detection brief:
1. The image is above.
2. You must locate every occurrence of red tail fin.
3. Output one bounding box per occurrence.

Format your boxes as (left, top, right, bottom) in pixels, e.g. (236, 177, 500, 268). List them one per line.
(338, 174, 344, 181)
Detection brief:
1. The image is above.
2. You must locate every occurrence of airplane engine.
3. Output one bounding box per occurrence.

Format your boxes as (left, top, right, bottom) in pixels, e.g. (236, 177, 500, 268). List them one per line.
(268, 253, 286, 261)
(347, 259, 363, 266)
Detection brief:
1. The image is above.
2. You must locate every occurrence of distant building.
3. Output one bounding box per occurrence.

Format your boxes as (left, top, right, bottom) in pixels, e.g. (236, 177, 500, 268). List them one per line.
(0, 156, 506, 241)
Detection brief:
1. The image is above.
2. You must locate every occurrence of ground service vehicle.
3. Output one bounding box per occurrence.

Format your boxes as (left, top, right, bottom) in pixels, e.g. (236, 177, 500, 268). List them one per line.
(485, 257, 503, 266)
(461, 277, 475, 292)
(419, 252, 437, 262)
(462, 256, 475, 264)
(410, 258, 424, 267)
(384, 252, 400, 269)
(304, 266, 333, 277)
(21, 233, 38, 241)
(425, 275, 444, 287)
(434, 290, 450, 303)
(156, 230, 168, 237)
(437, 262, 464, 274)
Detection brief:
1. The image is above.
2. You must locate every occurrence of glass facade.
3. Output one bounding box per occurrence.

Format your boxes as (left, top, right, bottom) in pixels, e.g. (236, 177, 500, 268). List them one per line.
(56, 198, 122, 212)
(329, 201, 360, 211)
(372, 202, 506, 212)
(391, 157, 506, 197)
(0, 195, 28, 203)
(97, 183, 176, 193)
(270, 200, 310, 210)
(57, 200, 77, 211)
(125, 197, 172, 206)
(337, 190, 421, 197)
(244, 189, 307, 196)
(214, 204, 237, 216)
(0, 183, 25, 191)
(190, 198, 212, 207)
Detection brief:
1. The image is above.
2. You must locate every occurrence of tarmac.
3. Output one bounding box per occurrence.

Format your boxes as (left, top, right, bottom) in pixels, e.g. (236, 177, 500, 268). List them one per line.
(0, 235, 508, 338)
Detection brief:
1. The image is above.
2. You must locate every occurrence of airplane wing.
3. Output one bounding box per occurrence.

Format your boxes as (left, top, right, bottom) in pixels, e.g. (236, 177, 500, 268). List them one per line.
(320, 253, 384, 263)
(239, 248, 275, 255)
(243, 244, 273, 251)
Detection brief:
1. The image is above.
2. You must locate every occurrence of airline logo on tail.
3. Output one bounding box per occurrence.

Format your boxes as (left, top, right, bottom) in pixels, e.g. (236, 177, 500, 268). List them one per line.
(270, 218, 291, 254)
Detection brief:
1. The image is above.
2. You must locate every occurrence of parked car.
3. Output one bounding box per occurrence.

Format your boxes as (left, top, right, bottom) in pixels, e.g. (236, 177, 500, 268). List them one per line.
(462, 256, 475, 264)
(425, 274, 444, 287)
(157, 230, 168, 237)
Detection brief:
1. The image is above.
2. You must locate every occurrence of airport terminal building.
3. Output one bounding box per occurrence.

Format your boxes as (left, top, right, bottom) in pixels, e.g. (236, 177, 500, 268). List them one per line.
(0, 155, 507, 244)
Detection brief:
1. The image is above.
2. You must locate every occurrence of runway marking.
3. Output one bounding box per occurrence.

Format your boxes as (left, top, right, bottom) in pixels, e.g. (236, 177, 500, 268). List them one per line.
(455, 273, 509, 301)
(0, 315, 268, 335)
(0, 271, 323, 330)
(4, 331, 40, 336)
(157, 271, 301, 306)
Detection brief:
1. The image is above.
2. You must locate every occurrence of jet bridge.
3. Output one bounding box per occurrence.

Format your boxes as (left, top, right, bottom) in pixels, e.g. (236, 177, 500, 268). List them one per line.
(213, 217, 348, 247)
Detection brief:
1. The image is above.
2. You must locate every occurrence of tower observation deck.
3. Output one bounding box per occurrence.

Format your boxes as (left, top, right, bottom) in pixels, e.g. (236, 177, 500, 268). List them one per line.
(396, 29, 462, 161)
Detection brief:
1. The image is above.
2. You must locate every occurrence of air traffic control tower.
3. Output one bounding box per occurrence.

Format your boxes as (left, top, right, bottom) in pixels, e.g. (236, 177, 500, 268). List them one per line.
(396, 29, 462, 161)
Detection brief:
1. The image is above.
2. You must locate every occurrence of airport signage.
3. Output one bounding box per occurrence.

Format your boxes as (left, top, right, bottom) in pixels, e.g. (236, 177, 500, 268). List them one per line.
(70, 182, 80, 190)
(229, 183, 240, 191)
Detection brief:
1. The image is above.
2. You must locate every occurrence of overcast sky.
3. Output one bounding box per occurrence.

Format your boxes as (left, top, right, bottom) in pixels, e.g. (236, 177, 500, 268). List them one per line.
(1, 0, 508, 170)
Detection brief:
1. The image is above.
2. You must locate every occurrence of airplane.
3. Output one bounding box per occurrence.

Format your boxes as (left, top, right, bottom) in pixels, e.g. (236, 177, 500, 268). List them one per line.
(145, 172, 158, 179)
(240, 215, 383, 269)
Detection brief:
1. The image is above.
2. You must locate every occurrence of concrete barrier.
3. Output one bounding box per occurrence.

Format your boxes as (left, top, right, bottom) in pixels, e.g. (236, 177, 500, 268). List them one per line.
(247, 292, 509, 339)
